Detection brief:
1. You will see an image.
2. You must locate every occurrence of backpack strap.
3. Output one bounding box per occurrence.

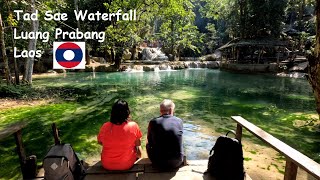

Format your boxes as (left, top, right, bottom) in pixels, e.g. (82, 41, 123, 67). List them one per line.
(226, 130, 236, 137)
(226, 130, 242, 143)
(209, 146, 214, 155)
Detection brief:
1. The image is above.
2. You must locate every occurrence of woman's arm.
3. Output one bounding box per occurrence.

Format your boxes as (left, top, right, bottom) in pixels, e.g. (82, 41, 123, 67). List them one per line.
(135, 139, 142, 158)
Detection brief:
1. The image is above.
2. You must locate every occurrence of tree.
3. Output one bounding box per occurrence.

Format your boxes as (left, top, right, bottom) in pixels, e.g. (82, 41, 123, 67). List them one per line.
(23, 0, 39, 84)
(5, 0, 20, 85)
(201, 0, 287, 41)
(201, 0, 243, 40)
(0, 13, 12, 84)
(246, 0, 286, 38)
(155, 0, 201, 59)
(307, 0, 320, 118)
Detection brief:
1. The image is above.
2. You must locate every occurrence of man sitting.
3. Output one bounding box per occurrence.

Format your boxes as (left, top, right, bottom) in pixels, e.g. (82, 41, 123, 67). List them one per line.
(146, 99, 184, 169)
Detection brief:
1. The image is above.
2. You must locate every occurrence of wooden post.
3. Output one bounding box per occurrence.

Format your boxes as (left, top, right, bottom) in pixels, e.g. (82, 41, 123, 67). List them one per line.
(183, 155, 187, 166)
(14, 130, 26, 179)
(236, 124, 242, 142)
(24, 155, 37, 179)
(236, 48, 240, 63)
(258, 48, 261, 64)
(276, 47, 280, 66)
(52, 123, 61, 145)
(284, 158, 298, 180)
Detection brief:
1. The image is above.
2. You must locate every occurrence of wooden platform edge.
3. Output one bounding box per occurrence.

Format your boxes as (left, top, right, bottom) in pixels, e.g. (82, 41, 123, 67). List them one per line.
(232, 116, 320, 179)
(0, 121, 28, 140)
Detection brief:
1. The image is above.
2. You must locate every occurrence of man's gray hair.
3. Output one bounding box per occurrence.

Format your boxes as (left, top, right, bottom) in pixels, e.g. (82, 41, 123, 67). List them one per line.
(160, 99, 175, 113)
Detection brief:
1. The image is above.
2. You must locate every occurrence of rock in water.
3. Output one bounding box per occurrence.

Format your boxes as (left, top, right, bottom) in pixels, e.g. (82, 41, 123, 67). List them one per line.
(141, 47, 168, 60)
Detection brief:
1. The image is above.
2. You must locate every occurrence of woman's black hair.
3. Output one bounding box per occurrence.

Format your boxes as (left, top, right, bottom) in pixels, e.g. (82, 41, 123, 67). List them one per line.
(110, 99, 130, 125)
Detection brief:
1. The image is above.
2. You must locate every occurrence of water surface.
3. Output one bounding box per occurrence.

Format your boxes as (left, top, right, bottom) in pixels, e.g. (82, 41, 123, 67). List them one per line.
(32, 69, 318, 161)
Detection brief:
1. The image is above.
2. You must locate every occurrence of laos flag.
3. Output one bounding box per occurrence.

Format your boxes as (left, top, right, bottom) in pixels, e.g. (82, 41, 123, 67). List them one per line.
(53, 42, 85, 69)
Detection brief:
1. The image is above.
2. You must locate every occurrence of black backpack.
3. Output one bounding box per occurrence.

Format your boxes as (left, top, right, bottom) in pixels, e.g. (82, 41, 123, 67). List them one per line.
(43, 144, 85, 180)
(206, 131, 245, 180)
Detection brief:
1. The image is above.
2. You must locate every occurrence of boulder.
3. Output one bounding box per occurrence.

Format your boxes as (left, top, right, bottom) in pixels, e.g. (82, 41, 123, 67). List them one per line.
(123, 49, 132, 60)
(143, 66, 154, 71)
(91, 57, 106, 64)
(95, 65, 118, 72)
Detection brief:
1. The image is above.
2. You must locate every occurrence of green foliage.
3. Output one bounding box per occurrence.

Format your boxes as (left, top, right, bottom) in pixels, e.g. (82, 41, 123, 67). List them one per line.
(100, 0, 203, 58)
(200, 0, 239, 39)
(201, 0, 293, 41)
(0, 84, 34, 98)
(153, 0, 202, 57)
(204, 23, 218, 53)
(246, 0, 287, 38)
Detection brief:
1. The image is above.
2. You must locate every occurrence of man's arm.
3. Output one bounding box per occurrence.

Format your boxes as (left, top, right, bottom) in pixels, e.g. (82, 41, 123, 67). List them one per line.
(146, 120, 153, 147)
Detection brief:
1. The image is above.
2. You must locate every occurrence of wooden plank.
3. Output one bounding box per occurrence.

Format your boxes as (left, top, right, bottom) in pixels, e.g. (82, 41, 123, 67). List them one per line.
(245, 173, 253, 180)
(284, 158, 298, 180)
(236, 123, 242, 141)
(84, 160, 253, 180)
(84, 174, 137, 180)
(0, 121, 27, 140)
(139, 171, 212, 180)
(141, 160, 210, 180)
(86, 161, 144, 174)
(135, 158, 151, 165)
(52, 123, 61, 145)
(231, 116, 320, 179)
(144, 164, 190, 173)
(36, 168, 44, 178)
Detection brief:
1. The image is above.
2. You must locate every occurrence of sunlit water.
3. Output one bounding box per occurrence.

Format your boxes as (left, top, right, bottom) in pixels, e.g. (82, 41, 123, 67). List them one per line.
(32, 69, 318, 162)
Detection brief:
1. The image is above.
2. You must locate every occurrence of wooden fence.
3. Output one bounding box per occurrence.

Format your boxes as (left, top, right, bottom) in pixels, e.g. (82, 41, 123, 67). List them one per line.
(232, 116, 320, 180)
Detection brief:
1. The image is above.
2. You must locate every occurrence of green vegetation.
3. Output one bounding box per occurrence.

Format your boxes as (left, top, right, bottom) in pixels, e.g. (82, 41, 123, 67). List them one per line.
(275, 154, 286, 163)
(249, 150, 257, 155)
(0, 70, 319, 179)
(271, 163, 285, 174)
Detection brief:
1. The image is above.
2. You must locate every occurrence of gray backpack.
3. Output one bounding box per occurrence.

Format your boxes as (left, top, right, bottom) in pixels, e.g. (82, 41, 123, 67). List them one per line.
(43, 144, 84, 180)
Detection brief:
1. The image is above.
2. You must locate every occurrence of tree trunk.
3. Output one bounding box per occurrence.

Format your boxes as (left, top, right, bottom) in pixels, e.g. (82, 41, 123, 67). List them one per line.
(110, 48, 114, 64)
(130, 45, 136, 60)
(10, 27, 19, 85)
(85, 49, 90, 65)
(170, 19, 175, 58)
(307, 0, 320, 118)
(114, 48, 122, 69)
(0, 13, 12, 84)
(239, 0, 247, 38)
(298, 0, 305, 31)
(289, 0, 296, 29)
(74, 0, 80, 30)
(5, 0, 19, 84)
(23, 0, 39, 84)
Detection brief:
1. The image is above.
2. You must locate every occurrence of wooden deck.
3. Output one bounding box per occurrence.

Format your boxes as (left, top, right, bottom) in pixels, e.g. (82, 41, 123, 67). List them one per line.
(83, 158, 252, 180)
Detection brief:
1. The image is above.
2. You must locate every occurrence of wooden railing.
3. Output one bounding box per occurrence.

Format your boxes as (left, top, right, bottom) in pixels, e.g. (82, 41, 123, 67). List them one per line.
(232, 116, 320, 180)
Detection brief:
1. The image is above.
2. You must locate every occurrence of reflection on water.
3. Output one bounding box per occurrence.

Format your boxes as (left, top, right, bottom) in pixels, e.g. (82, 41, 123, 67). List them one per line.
(184, 122, 217, 160)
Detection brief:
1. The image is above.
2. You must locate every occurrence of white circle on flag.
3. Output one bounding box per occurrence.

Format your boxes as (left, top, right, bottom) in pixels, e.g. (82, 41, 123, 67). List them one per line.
(63, 50, 75, 61)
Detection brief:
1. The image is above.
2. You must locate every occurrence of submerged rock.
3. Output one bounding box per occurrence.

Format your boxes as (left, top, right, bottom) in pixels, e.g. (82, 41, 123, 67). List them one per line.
(95, 65, 118, 72)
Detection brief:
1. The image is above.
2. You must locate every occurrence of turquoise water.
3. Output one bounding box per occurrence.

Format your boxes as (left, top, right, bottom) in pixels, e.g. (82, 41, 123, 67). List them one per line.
(32, 69, 318, 160)
(0, 69, 319, 179)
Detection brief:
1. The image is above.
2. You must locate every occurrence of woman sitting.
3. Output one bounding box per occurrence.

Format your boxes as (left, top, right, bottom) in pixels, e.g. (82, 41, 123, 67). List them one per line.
(97, 99, 142, 170)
